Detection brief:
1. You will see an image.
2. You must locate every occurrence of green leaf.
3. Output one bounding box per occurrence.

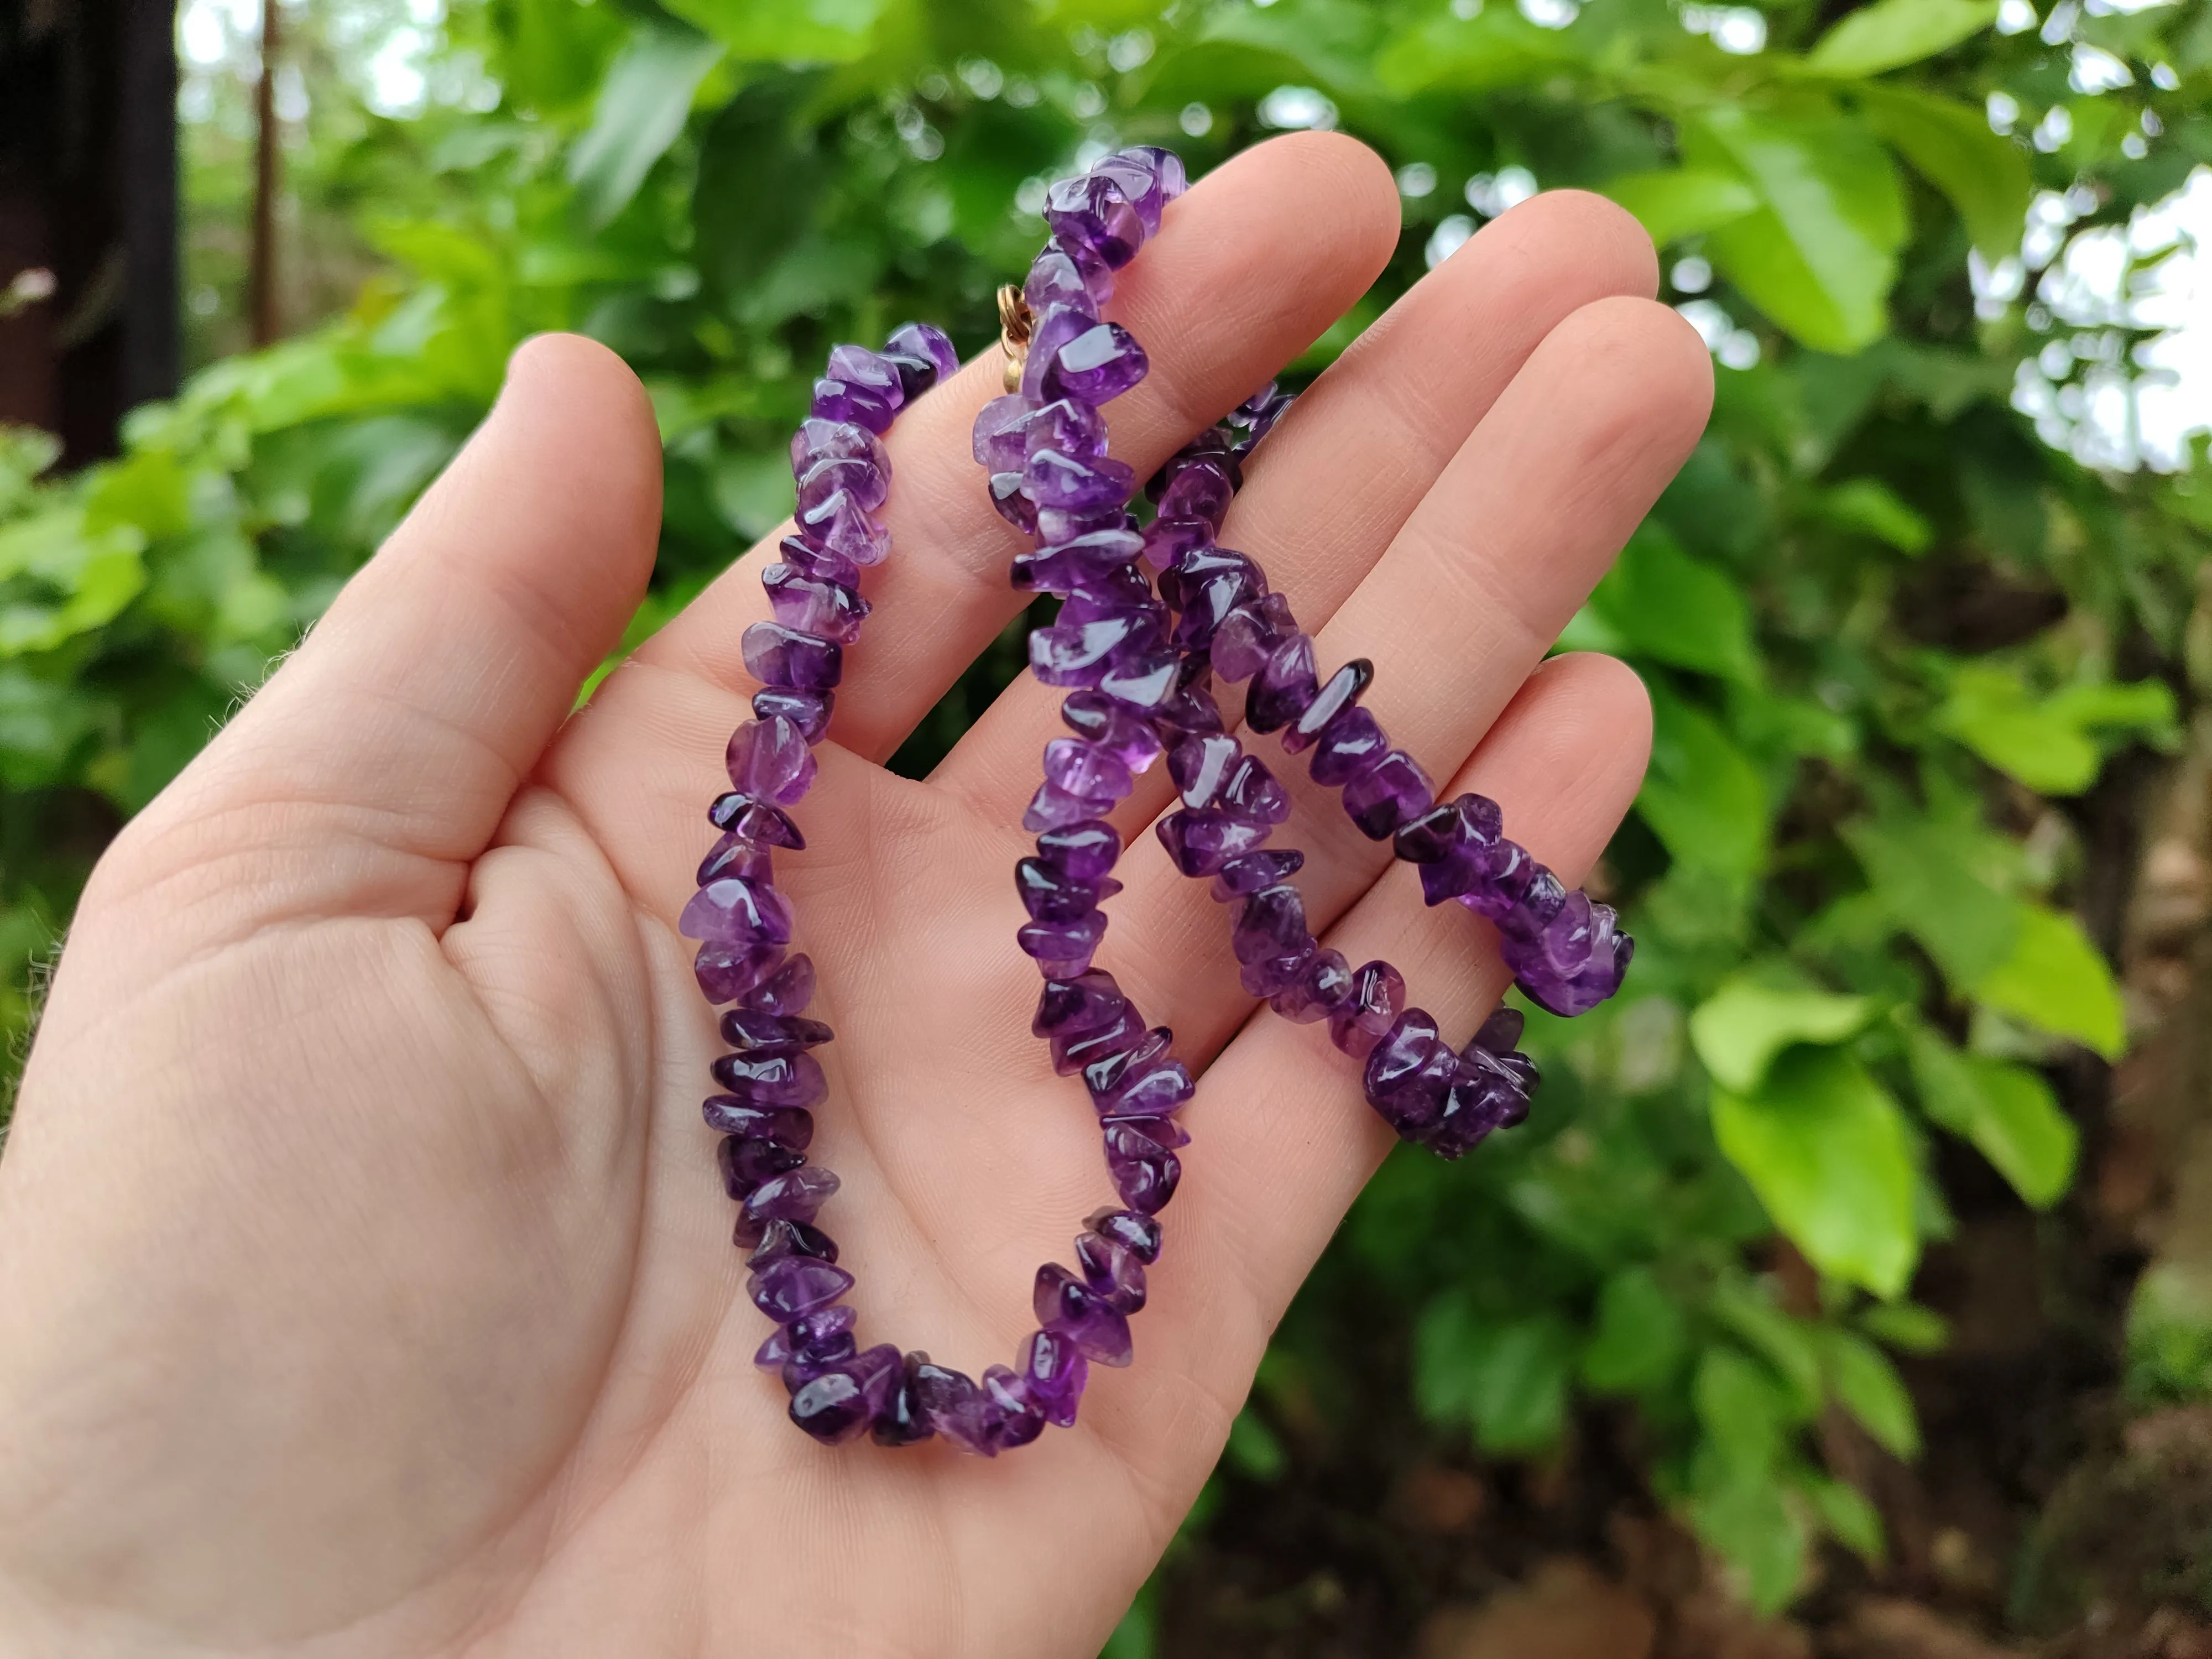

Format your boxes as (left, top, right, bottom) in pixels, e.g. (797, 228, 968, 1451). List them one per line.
(1801, 0, 1997, 79)
(1813, 478, 1933, 553)
(1712, 1047, 1920, 1296)
(1636, 684, 1772, 888)
(1688, 1467, 1807, 1615)
(1971, 903, 2126, 1058)
(1601, 168, 1760, 247)
(1820, 1328, 1921, 1458)
(1692, 105, 1907, 354)
(1372, 8, 1584, 96)
(1588, 524, 1759, 680)
(1906, 1027, 2078, 1206)
(1934, 666, 2103, 793)
(1694, 1344, 1791, 1474)
(1690, 975, 1876, 1094)
(1844, 800, 2021, 988)
(1858, 1302, 1950, 1353)
(1858, 85, 2032, 260)
(567, 23, 727, 229)
(1803, 1474, 1886, 1562)
(1224, 1408, 1288, 1481)
(1415, 1297, 1574, 1454)
(1708, 1277, 1826, 1417)
(1582, 1266, 1689, 1395)
(659, 0, 888, 62)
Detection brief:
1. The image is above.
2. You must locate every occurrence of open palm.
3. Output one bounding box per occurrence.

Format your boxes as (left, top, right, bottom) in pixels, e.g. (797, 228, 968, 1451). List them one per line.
(0, 135, 1709, 1658)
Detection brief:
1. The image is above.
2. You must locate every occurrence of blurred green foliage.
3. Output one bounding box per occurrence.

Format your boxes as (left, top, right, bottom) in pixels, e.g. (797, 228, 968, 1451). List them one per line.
(7, 0, 2212, 1621)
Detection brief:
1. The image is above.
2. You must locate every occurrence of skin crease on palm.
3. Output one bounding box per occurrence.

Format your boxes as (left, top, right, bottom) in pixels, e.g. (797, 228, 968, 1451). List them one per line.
(0, 134, 1712, 1658)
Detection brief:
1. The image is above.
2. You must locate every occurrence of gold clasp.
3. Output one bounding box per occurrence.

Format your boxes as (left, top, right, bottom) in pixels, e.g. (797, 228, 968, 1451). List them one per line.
(997, 284, 1034, 394)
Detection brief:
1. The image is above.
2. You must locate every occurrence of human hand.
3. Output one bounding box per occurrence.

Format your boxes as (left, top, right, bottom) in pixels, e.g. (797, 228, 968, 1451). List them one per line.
(0, 133, 1709, 1657)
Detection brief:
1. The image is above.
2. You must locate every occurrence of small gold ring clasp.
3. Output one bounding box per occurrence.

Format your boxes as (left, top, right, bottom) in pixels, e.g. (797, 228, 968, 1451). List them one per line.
(997, 284, 1034, 394)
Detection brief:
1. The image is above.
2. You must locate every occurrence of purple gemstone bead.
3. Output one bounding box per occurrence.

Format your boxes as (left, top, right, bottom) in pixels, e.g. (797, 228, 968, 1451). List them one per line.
(764, 565, 869, 646)
(1362, 1009, 1460, 1137)
(744, 1165, 842, 1224)
(1013, 529, 1144, 593)
(788, 1370, 873, 1444)
(989, 469, 1040, 533)
(789, 416, 886, 476)
(726, 715, 818, 806)
(1018, 1327, 1090, 1427)
(710, 1048, 827, 1108)
(747, 1217, 839, 1268)
(1142, 515, 1214, 574)
(704, 1097, 815, 1149)
(744, 952, 816, 1016)
(1050, 1006, 1146, 1077)
(752, 686, 834, 745)
(1025, 244, 1100, 317)
(1023, 448, 1135, 512)
(1210, 593, 1297, 682)
(797, 487, 890, 567)
(886, 321, 959, 389)
(1093, 1052, 1193, 1120)
(1034, 971, 1128, 1039)
(1307, 706, 1390, 788)
(1036, 820, 1121, 882)
(1016, 857, 1104, 924)
(872, 1350, 937, 1447)
(1022, 778, 1113, 833)
(980, 1365, 1047, 1451)
(1271, 947, 1353, 1024)
(1074, 1229, 1148, 1313)
(1510, 902, 1634, 1018)
(1231, 884, 1308, 965)
(776, 530, 861, 589)
(797, 454, 889, 515)
(1092, 151, 1170, 236)
(1157, 459, 1235, 529)
(680, 875, 794, 945)
(1246, 634, 1319, 734)
(1282, 659, 1373, 755)
(742, 622, 842, 691)
(1046, 321, 1149, 404)
(719, 1008, 834, 1053)
(1086, 1206, 1164, 1264)
(1329, 959, 1406, 1059)
(723, 1134, 804, 1191)
(748, 1254, 854, 1320)
(1042, 171, 1144, 268)
(912, 1360, 993, 1454)
(825, 343, 905, 411)
(1103, 1123, 1182, 1215)
(1042, 736, 1134, 804)
(1396, 794, 1503, 905)
(694, 940, 785, 1005)
(1343, 750, 1436, 840)
(1035, 1263, 1135, 1366)
(1079, 1025, 1168, 1099)
(1239, 943, 1317, 999)
(707, 791, 805, 849)
(810, 378, 896, 435)
(1060, 689, 1164, 771)
(973, 394, 1039, 469)
(697, 831, 773, 886)
(1098, 644, 1180, 709)
(1020, 305, 1095, 400)
(755, 1303, 856, 1368)
(1018, 911, 1107, 977)
(1210, 848, 1305, 900)
(1028, 612, 1157, 688)
(1156, 808, 1270, 877)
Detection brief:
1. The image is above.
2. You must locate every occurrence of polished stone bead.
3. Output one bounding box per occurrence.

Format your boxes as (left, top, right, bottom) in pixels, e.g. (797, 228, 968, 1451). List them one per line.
(1329, 959, 1407, 1059)
(764, 564, 869, 646)
(1210, 848, 1305, 900)
(1074, 1229, 1148, 1314)
(788, 1370, 873, 1444)
(747, 1217, 839, 1268)
(780, 1328, 859, 1392)
(1057, 564, 1154, 620)
(1012, 529, 1145, 593)
(751, 686, 834, 745)
(826, 342, 905, 410)
(1156, 808, 1270, 876)
(702, 1097, 814, 1149)
(710, 1048, 827, 1108)
(696, 832, 773, 888)
(1220, 755, 1290, 827)
(1099, 644, 1179, 709)
(1027, 612, 1156, 687)
(1018, 911, 1107, 977)
(972, 394, 1038, 469)
(1043, 736, 1134, 805)
(1022, 778, 1113, 833)
(742, 622, 843, 691)
(1455, 838, 1538, 924)
(1024, 397, 1112, 463)
(1141, 515, 1214, 574)
(1060, 690, 1163, 771)
(1019, 305, 1096, 400)
(717, 1133, 761, 1200)
(990, 469, 1039, 533)
(1046, 508, 1140, 551)
(726, 715, 818, 806)
(980, 1365, 1047, 1451)
(810, 377, 896, 434)
(1018, 1328, 1090, 1428)
(1093, 150, 1171, 235)
(1306, 706, 1390, 788)
(1271, 947, 1353, 1024)
(1232, 884, 1308, 965)
(723, 1135, 803, 1192)
(1045, 321, 1149, 404)
(789, 416, 888, 478)
(748, 1253, 853, 1319)
(1086, 1206, 1164, 1264)
(1167, 548, 1263, 651)
(913, 1360, 994, 1454)
(776, 530, 861, 589)
(1343, 750, 1436, 840)
(796, 453, 888, 515)
(1016, 857, 1103, 924)
(744, 952, 816, 1016)
(1239, 945, 1316, 1000)
(1282, 659, 1373, 755)
(1043, 171, 1144, 268)
(1035, 1263, 1135, 1365)
(1209, 592, 1297, 682)
(1157, 457, 1234, 528)
(1035, 819, 1121, 882)
(1246, 634, 1319, 734)
(1423, 1048, 1527, 1160)
(1050, 1006, 1145, 1077)
(1034, 971, 1128, 1040)
(1394, 794, 1502, 905)
(1025, 244, 1100, 317)
(886, 321, 959, 389)
(695, 940, 784, 1005)
(1103, 1129, 1182, 1216)
(872, 1350, 938, 1447)
(754, 1303, 856, 1369)
(706, 791, 805, 848)
(797, 486, 890, 566)
(680, 875, 794, 945)
(1092, 1052, 1193, 1120)
(1361, 1009, 1461, 1138)
(1509, 901, 1633, 1018)
(1024, 448, 1136, 512)
(1170, 732, 1238, 809)
(1053, 232, 1118, 304)
(743, 1165, 841, 1224)
(719, 1008, 834, 1053)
